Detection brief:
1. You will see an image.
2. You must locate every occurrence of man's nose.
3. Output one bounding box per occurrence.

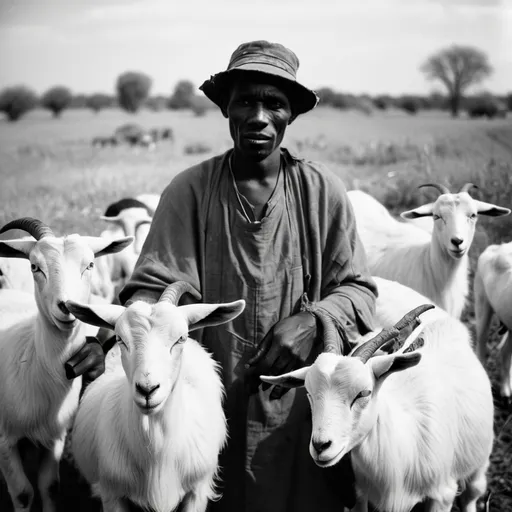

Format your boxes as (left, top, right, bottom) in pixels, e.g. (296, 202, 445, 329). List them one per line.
(249, 104, 268, 125)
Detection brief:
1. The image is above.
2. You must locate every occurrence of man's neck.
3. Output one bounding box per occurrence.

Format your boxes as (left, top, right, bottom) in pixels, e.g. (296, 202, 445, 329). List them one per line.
(231, 149, 281, 182)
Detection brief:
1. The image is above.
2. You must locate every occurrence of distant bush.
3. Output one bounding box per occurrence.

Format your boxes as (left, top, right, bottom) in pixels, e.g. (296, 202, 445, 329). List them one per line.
(168, 80, 195, 110)
(41, 86, 73, 118)
(184, 142, 212, 155)
(116, 71, 152, 113)
(467, 95, 507, 119)
(190, 96, 214, 117)
(0, 85, 38, 121)
(70, 94, 87, 109)
(398, 96, 421, 115)
(316, 87, 337, 106)
(146, 96, 168, 112)
(425, 92, 448, 110)
(373, 96, 395, 110)
(86, 93, 113, 113)
(506, 93, 512, 112)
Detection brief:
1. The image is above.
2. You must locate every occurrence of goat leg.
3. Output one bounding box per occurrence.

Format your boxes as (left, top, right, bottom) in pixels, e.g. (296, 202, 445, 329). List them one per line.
(0, 432, 34, 511)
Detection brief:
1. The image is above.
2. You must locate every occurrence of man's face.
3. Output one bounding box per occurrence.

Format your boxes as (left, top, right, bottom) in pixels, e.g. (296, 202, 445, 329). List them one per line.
(225, 77, 293, 162)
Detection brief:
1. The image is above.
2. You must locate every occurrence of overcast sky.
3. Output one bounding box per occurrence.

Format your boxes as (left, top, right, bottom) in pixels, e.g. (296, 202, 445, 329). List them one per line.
(0, 0, 510, 97)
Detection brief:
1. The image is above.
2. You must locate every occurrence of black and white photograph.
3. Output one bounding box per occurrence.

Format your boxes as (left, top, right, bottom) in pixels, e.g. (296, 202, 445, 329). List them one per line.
(0, 0, 511, 511)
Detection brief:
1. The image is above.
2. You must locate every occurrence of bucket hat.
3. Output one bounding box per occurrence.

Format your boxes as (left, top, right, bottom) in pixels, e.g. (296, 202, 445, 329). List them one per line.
(199, 40, 319, 116)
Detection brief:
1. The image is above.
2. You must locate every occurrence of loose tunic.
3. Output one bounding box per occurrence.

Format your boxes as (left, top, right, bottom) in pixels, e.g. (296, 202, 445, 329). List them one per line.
(120, 148, 377, 512)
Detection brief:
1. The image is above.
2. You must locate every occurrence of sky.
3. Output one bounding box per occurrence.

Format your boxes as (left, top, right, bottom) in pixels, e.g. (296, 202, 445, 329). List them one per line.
(0, 0, 511, 97)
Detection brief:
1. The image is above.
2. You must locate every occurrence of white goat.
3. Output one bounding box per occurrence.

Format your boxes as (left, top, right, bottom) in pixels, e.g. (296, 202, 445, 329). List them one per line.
(136, 193, 161, 215)
(474, 242, 512, 404)
(91, 197, 153, 303)
(66, 281, 245, 512)
(349, 184, 510, 318)
(262, 304, 494, 512)
(0, 217, 133, 512)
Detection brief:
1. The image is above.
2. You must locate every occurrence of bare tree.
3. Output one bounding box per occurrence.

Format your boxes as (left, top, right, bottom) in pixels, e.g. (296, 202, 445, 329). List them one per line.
(421, 45, 492, 117)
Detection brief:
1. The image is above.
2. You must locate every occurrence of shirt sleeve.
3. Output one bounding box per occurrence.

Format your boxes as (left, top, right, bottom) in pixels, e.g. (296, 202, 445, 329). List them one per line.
(304, 166, 378, 346)
(118, 169, 204, 307)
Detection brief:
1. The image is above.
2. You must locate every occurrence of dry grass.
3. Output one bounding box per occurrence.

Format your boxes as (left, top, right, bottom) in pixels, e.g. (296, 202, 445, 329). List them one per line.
(0, 107, 511, 511)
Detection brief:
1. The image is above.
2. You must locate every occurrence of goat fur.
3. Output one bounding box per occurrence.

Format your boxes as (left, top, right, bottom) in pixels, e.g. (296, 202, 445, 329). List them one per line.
(348, 189, 509, 319)
(68, 295, 244, 512)
(474, 242, 512, 401)
(262, 304, 494, 512)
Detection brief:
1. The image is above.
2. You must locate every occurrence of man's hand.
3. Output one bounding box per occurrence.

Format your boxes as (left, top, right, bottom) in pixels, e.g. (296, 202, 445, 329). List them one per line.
(246, 311, 319, 400)
(64, 336, 107, 387)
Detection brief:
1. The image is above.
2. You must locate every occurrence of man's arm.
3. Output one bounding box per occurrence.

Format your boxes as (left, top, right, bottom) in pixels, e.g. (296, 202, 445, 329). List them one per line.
(312, 177, 377, 347)
(119, 170, 203, 307)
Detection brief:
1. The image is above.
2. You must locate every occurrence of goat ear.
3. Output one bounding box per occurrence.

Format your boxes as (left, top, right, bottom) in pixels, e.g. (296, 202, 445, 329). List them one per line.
(0, 239, 36, 259)
(400, 203, 434, 219)
(369, 352, 421, 382)
(260, 366, 309, 388)
(65, 300, 125, 330)
(180, 299, 246, 331)
(83, 236, 134, 257)
(474, 200, 511, 217)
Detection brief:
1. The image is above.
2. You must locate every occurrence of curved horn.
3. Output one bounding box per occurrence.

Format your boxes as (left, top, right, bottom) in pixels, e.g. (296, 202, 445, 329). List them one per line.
(352, 304, 434, 363)
(0, 217, 54, 240)
(459, 183, 478, 194)
(418, 183, 451, 195)
(159, 281, 202, 305)
(314, 309, 342, 355)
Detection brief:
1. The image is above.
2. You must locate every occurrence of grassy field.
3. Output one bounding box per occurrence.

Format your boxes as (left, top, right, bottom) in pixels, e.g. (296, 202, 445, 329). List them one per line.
(0, 106, 511, 511)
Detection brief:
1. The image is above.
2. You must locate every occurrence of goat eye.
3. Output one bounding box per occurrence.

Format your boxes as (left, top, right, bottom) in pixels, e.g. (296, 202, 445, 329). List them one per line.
(469, 213, 477, 220)
(116, 336, 127, 349)
(433, 214, 440, 221)
(87, 261, 95, 270)
(30, 263, 40, 273)
(350, 389, 371, 408)
(177, 335, 187, 344)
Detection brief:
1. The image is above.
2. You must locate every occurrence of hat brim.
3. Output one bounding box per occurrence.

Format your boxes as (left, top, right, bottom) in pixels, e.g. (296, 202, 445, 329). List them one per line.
(200, 65, 318, 116)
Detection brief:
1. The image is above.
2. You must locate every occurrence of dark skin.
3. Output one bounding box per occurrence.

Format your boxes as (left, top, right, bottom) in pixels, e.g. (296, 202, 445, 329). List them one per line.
(222, 76, 295, 220)
(220, 75, 320, 396)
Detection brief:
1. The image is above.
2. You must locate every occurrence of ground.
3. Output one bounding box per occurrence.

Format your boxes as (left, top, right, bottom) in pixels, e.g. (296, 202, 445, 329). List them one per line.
(0, 106, 511, 511)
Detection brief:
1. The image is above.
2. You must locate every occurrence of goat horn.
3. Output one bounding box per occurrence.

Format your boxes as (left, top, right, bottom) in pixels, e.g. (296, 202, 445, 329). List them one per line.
(0, 217, 54, 240)
(459, 183, 478, 194)
(418, 183, 451, 195)
(159, 281, 202, 305)
(313, 309, 342, 355)
(352, 304, 434, 363)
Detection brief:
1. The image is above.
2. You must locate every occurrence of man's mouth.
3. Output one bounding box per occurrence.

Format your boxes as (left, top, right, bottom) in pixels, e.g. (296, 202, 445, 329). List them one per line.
(244, 133, 271, 142)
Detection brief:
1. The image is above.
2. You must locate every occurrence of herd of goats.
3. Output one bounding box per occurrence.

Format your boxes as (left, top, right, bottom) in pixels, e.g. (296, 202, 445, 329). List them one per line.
(0, 182, 511, 512)
(91, 124, 174, 150)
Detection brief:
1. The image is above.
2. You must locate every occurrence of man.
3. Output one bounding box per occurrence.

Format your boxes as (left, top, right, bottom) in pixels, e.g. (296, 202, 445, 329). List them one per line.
(67, 40, 377, 511)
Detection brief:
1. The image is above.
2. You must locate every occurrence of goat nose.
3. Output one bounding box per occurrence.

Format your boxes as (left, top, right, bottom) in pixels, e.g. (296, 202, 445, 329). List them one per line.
(57, 301, 70, 315)
(451, 237, 463, 247)
(312, 439, 332, 454)
(135, 383, 160, 399)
